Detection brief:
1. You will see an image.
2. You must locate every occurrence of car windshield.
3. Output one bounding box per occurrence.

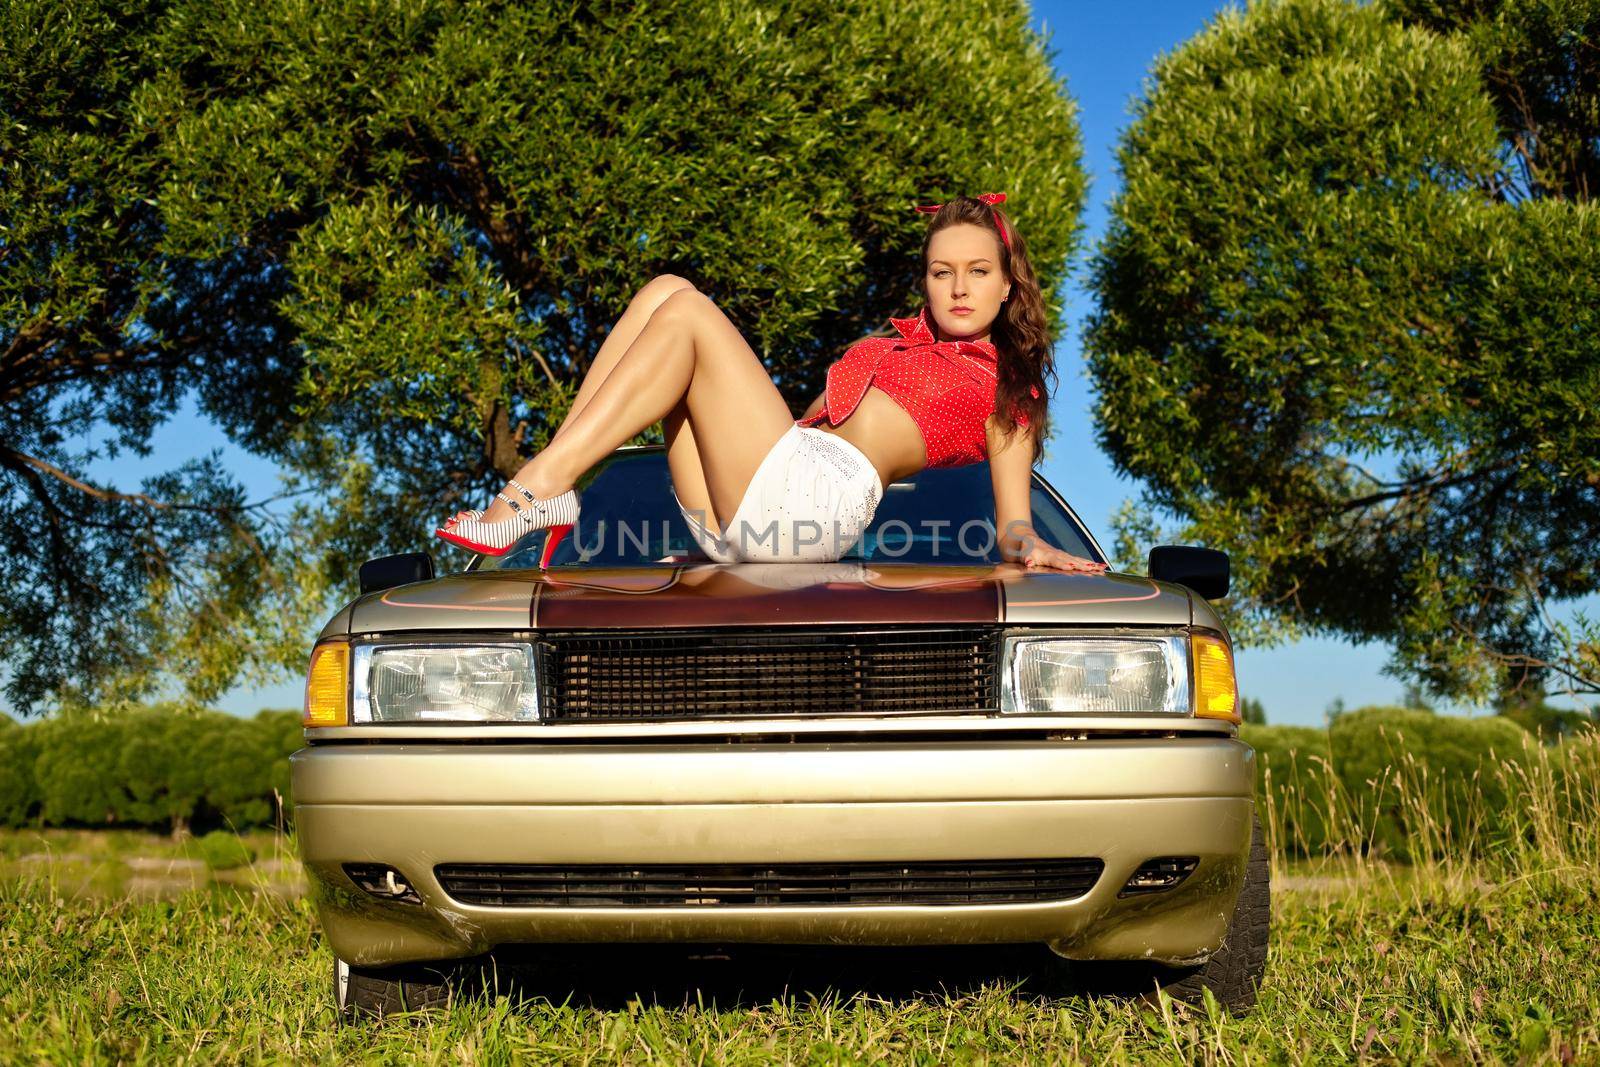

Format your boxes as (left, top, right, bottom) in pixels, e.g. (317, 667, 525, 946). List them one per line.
(475, 449, 1101, 570)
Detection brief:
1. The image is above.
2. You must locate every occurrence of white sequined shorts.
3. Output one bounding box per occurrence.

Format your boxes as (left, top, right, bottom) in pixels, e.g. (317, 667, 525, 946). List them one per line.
(672, 424, 883, 563)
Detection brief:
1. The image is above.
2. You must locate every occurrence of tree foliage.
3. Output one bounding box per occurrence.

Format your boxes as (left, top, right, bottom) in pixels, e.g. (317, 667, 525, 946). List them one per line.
(1495, 682, 1599, 740)
(1389, 0, 1600, 202)
(0, 0, 312, 713)
(1241, 706, 1583, 858)
(1, 0, 1086, 713)
(1088, 0, 1600, 704)
(0, 705, 299, 832)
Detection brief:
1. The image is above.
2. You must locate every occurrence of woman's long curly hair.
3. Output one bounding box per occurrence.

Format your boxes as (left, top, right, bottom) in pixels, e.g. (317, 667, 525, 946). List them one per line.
(917, 196, 1054, 465)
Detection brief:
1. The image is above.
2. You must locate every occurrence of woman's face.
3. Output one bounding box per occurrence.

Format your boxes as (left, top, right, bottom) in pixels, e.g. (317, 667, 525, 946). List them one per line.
(923, 223, 1011, 343)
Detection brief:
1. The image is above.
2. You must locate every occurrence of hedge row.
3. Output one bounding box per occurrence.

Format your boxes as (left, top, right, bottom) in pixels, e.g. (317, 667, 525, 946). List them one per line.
(1242, 706, 1600, 860)
(5, 703, 1595, 858)
(0, 707, 302, 834)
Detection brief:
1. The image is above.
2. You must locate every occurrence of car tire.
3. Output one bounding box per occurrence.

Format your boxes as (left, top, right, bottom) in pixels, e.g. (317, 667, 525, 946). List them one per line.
(1066, 810, 1271, 1015)
(333, 955, 469, 1021)
(1147, 809, 1270, 1013)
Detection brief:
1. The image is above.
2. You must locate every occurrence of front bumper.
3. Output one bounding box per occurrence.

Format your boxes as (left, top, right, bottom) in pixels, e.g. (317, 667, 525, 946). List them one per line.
(291, 737, 1254, 968)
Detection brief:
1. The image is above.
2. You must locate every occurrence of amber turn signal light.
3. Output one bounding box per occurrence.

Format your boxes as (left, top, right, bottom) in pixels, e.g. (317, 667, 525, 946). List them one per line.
(1191, 633, 1239, 724)
(304, 642, 350, 727)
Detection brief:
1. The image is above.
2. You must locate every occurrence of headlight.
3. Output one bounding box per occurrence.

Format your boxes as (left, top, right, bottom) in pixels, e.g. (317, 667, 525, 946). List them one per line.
(1000, 635, 1191, 715)
(351, 643, 539, 723)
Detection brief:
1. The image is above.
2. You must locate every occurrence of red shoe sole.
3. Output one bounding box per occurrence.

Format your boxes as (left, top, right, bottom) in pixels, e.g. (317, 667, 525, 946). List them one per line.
(434, 526, 514, 556)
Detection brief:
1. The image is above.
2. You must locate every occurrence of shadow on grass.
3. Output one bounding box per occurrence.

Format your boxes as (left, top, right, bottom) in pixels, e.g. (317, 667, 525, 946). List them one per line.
(381, 942, 1163, 1013)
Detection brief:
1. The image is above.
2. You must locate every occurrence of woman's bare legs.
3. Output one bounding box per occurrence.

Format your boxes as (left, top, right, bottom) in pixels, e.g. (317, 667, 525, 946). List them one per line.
(548, 274, 697, 442)
(557, 275, 722, 533)
(475, 289, 795, 527)
(448, 278, 704, 524)
(447, 275, 703, 523)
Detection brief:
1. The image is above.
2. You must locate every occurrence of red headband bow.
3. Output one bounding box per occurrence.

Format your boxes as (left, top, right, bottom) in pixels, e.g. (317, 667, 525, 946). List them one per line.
(914, 192, 1012, 252)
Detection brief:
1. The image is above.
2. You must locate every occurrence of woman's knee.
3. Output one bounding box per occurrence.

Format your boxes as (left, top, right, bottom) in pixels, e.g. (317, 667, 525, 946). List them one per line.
(650, 286, 714, 329)
(632, 274, 697, 315)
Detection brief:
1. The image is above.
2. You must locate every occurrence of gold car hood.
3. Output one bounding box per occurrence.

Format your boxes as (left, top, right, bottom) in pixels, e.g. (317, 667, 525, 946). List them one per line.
(345, 562, 1192, 633)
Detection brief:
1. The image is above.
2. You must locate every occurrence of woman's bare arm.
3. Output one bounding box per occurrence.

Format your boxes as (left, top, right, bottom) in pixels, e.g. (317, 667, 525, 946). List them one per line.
(986, 416, 1039, 562)
(984, 415, 1106, 572)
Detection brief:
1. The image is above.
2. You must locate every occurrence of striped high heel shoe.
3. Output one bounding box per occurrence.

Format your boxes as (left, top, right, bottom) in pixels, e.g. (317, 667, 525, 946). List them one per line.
(435, 480, 581, 556)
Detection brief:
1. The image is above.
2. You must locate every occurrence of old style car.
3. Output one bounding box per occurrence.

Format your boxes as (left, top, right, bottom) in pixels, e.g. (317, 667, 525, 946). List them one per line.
(291, 445, 1267, 1019)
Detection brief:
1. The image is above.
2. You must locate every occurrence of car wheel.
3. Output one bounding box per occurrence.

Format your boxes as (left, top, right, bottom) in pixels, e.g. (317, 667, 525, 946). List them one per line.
(1067, 810, 1271, 1015)
(333, 955, 469, 1021)
(1147, 810, 1270, 1013)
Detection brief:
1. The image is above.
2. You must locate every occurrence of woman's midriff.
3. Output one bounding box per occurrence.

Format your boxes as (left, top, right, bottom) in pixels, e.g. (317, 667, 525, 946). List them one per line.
(807, 386, 927, 492)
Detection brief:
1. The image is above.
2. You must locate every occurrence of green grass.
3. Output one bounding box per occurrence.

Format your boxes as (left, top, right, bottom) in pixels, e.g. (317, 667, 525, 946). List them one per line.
(0, 827, 301, 899)
(1, 847, 1595, 1064)
(3, 732, 1597, 1064)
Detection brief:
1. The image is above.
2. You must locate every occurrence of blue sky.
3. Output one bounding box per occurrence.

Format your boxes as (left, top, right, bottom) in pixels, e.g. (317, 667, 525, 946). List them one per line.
(96, 1, 1593, 725)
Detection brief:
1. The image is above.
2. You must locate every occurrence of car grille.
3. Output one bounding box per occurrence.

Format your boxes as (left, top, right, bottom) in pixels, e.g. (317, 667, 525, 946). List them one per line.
(434, 859, 1105, 908)
(537, 627, 1000, 721)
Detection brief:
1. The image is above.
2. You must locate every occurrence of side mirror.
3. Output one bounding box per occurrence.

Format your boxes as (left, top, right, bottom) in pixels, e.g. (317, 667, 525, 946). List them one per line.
(1148, 545, 1230, 601)
(359, 552, 435, 595)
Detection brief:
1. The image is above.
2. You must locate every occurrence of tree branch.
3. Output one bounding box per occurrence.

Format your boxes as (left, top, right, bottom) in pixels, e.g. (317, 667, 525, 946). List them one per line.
(1334, 456, 1514, 515)
(0, 445, 314, 517)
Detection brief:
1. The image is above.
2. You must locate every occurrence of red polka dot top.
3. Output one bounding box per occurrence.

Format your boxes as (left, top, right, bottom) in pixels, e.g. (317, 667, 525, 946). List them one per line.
(795, 307, 1040, 468)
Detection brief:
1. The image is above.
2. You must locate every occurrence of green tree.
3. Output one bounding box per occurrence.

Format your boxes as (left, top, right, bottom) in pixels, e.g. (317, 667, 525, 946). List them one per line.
(21, 703, 304, 831)
(1329, 705, 1532, 857)
(198, 713, 281, 830)
(1087, 0, 1599, 705)
(1240, 695, 1268, 725)
(1388, 0, 1599, 202)
(1240, 722, 1335, 853)
(253, 709, 305, 820)
(1, 0, 1086, 714)
(1494, 681, 1599, 742)
(32, 712, 130, 825)
(2, 0, 327, 714)
(0, 713, 40, 826)
(1400, 682, 1436, 713)
(115, 707, 201, 832)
